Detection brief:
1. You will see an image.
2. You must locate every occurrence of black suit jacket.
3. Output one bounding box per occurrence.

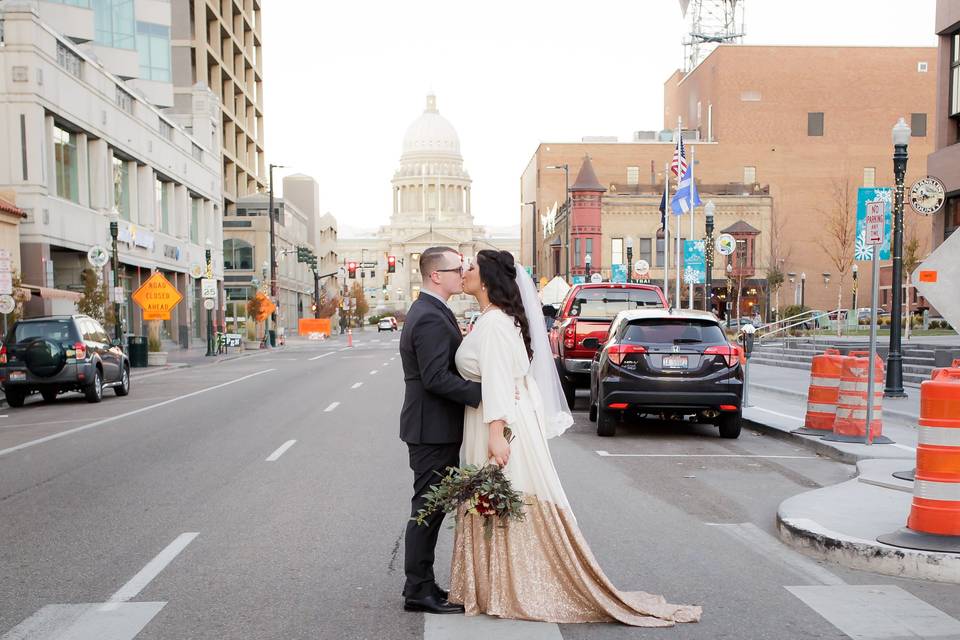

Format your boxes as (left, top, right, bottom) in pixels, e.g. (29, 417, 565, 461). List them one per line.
(399, 293, 482, 444)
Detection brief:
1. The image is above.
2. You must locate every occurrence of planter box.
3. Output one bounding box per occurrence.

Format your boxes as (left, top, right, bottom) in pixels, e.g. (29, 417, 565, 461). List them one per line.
(244, 340, 262, 351)
(147, 351, 168, 366)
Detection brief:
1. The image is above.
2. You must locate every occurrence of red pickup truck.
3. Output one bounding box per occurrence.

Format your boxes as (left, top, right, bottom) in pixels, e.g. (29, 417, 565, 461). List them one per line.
(549, 283, 668, 407)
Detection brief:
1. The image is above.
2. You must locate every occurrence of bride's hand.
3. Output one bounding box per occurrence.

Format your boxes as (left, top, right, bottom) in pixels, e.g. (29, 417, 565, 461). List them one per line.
(488, 433, 510, 467)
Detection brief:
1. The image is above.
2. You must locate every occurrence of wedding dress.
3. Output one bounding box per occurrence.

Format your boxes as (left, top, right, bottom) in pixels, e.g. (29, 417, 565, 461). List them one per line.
(450, 308, 702, 626)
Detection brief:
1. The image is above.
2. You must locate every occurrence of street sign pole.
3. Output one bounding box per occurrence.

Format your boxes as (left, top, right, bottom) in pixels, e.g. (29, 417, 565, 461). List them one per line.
(864, 200, 884, 446)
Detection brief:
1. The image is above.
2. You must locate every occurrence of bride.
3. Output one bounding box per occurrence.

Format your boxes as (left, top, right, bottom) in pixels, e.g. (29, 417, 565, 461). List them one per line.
(449, 249, 702, 627)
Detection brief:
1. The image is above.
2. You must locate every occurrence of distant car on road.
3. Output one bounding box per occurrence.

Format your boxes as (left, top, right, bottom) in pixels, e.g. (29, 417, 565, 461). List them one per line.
(378, 317, 398, 332)
(587, 309, 744, 439)
(0, 315, 130, 407)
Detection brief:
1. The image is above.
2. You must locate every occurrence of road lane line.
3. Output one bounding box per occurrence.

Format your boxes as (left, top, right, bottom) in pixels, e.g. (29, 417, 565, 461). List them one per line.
(266, 440, 297, 461)
(370, 370, 378, 375)
(753, 406, 804, 422)
(106, 532, 199, 605)
(382, 362, 389, 366)
(596, 451, 816, 459)
(339, 347, 350, 352)
(310, 352, 334, 361)
(0, 369, 276, 458)
(425, 613, 561, 639)
(324, 402, 340, 412)
(351, 382, 363, 389)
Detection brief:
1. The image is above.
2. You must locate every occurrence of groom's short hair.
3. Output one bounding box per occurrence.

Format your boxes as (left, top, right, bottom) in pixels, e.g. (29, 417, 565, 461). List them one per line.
(420, 246, 457, 280)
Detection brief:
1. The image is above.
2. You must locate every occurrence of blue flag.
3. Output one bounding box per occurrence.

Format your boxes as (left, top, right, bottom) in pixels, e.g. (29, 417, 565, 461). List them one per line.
(670, 161, 701, 215)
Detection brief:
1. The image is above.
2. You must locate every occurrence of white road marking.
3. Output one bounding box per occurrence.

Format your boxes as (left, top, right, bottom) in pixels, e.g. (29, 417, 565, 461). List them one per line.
(339, 347, 350, 352)
(787, 585, 960, 639)
(705, 522, 845, 586)
(351, 382, 363, 389)
(0, 369, 276, 458)
(371, 339, 380, 343)
(424, 613, 561, 639)
(596, 451, 816, 459)
(107, 532, 199, 605)
(324, 402, 340, 412)
(266, 440, 297, 462)
(0, 415, 7, 418)
(891, 443, 917, 452)
(370, 370, 378, 375)
(2, 602, 165, 640)
(753, 406, 804, 422)
(309, 352, 334, 361)
(382, 362, 389, 366)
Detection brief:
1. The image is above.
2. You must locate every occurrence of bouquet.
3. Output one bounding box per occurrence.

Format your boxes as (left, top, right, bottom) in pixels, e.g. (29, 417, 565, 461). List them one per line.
(414, 429, 526, 538)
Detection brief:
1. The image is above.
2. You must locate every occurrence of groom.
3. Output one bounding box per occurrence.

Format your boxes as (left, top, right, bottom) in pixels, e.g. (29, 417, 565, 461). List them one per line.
(399, 246, 481, 614)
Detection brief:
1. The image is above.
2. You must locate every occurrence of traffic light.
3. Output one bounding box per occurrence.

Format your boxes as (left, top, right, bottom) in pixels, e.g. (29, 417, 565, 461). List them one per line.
(387, 255, 396, 273)
(296, 246, 307, 263)
(348, 261, 357, 279)
(309, 255, 317, 271)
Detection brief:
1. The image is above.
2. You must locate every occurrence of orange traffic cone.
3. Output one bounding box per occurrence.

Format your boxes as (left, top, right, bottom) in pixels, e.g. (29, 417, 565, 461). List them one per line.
(347, 328, 353, 347)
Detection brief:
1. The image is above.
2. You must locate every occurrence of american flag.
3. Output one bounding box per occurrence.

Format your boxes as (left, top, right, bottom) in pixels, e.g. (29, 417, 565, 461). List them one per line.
(671, 134, 687, 178)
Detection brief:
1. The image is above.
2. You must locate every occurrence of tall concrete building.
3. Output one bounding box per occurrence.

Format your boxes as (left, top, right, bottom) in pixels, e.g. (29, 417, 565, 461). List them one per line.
(169, 0, 265, 214)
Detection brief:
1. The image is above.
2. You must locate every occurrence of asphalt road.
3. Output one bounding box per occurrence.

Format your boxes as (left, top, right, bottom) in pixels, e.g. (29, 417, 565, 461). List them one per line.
(1, 332, 958, 640)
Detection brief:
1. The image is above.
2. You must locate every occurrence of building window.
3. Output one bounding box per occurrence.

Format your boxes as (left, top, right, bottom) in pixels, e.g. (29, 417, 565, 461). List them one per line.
(638, 238, 652, 265)
(808, 112, 824, 136)
(946, 198, 960, 241)
(863, 167, 876, 188)
(574, 238, 581, 267)
(626, 167, 639, 185)
(192, 144, 203, 161)
(155, 178, 169, 233)
(655, 231, 665, 267)
(112, 155, 130, 219)
(56, 42, 83, 79)
(136, 21, 171, 81)
(611, 238, 624, 266)
(952, 33, 960, 118)
(53, 125, 79, 203)
(585, 238, 593, 263)
(911, 113, 927, 137)
(116, 86, 134, 113)
(743, 166, 756, 184)
(159, 119, 173, 141)
(49, 0, 92, 5)
(190, 198, 200, 244)
(93, 0, 135, 49)
(223, 239, 253, 270)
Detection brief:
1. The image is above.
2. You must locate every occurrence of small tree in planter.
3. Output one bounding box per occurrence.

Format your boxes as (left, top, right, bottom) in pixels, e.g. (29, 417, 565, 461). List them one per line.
(77, 268, 115, 327)
(146, 320, 167, 366)
(245, 295, 265, 348)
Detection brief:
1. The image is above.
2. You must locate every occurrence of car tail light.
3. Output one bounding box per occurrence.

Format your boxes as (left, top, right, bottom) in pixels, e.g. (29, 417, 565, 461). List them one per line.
(704, 344, 739, 367)
(608, 402, 629, 409)
(719, 404, 738, 411)
(608, 344, 647, 365)
(74, 342, 87, 361)
(0, 345, 6, 365)
(564, 319, 576, 349)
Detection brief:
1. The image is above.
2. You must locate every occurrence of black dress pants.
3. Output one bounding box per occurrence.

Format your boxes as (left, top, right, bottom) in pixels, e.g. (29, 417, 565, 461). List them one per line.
(403, 442, 460, 599)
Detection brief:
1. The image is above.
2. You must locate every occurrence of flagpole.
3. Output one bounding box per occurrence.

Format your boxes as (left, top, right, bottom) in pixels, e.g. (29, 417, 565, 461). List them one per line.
(675, 118, 682, 310)
(663, 162, 670, 303)
(688, 145, 696, 310)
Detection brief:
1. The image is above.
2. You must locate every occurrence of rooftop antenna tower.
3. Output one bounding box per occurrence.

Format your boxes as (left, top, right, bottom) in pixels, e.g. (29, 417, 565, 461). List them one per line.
(680, 0, 745, 72)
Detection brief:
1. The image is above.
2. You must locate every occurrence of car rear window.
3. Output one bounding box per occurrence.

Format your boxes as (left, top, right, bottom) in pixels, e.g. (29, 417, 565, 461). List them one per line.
(9, 320, 78, 344)
(569, 288, 663, 319)
(621, 319, 726, 345)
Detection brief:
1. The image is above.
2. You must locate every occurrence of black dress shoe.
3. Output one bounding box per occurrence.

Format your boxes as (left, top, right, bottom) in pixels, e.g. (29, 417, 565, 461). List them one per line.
(404, 593, 465, 614)
(432, 586, 449, 601)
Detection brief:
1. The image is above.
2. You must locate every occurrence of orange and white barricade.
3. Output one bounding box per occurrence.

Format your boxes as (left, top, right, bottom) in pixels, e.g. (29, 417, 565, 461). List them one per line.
(824, 352, 891, 444)
(798, 348, 845, 435)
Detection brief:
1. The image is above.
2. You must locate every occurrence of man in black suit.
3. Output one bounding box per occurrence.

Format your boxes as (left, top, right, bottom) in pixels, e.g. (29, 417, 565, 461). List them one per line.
(399, 246, 481, 614)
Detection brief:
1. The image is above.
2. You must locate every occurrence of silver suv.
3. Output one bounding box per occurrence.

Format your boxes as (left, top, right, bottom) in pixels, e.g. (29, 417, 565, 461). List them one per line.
(0, 315, 130, 407)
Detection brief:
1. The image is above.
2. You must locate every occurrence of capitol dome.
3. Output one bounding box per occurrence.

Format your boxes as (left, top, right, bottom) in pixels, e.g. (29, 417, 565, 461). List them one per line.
(401, 94, 461, 158)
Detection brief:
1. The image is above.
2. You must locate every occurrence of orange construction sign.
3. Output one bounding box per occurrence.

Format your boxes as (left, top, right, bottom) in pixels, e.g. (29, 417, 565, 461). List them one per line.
(255, 291, 276, 321)
(132, 272, 183, 321)
(918, 270, 938, 283)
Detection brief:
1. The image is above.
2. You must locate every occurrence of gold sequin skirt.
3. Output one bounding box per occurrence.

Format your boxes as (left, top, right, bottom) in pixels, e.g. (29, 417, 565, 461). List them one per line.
(449, 495, 702, 626)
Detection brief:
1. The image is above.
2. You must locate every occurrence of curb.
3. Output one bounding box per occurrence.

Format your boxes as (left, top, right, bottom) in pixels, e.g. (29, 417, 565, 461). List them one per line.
(742, 416, 863, 465)
(750, 382, 920, 425)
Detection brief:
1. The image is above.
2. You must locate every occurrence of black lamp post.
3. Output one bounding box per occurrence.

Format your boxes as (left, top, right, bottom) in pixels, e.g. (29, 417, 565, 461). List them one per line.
(704, 200, 715, 313)
(205, 239, 215, 356)
(885, 117, 910, 398)
(800, 272, 806, 309)
(108, 210, 122, 343)
(625, 238, 634, 284)
(584, 253, 592, 280)
(851, 263, 859, 312)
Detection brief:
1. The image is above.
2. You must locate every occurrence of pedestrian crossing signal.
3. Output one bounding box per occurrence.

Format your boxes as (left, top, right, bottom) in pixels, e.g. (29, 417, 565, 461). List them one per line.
(348, 262, 357, 279)
(387, 255, 396, 273)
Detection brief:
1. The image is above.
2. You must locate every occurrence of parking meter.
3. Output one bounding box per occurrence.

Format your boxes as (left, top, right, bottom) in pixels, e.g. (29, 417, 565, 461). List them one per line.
(738, 324, 757, 360)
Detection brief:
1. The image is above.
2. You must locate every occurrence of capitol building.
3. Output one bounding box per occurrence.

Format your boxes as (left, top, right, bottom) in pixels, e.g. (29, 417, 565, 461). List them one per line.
(337, 94, 519, 317)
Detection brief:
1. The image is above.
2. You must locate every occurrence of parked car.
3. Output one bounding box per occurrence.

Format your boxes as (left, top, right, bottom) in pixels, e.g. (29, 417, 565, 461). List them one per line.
(0, 315, 130, 407)
(549, 283, 668, 407)
(586, 309, 744, 439)
(378, 317, 397, 332)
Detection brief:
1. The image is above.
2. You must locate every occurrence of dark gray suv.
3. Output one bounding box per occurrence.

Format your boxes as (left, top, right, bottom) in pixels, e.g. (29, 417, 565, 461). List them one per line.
(0, 315, 130, 407)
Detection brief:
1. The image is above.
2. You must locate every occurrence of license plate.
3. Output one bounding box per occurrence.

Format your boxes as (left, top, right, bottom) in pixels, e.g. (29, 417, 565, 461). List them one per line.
(8, 370, 25, 381)
(662, 355, 688, 369)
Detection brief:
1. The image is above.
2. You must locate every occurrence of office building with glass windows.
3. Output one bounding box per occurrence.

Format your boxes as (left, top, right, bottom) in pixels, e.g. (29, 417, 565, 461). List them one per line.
(0, 3, 224, 345)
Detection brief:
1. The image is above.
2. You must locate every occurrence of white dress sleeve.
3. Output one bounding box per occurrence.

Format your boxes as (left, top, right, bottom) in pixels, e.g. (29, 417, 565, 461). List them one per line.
(479, 316, 522, 426)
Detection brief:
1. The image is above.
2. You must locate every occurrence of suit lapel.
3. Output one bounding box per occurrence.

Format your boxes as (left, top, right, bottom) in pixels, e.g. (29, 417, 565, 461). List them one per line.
(422, 294, 459, 332)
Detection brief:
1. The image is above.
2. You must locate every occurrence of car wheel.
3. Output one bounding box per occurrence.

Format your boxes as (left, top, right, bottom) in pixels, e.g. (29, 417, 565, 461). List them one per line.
(40, 389, 58, 403)
(588, 401, 597, 422)
(562, 378, 576, 410)
(5, 388, 26, 408)
(115, 365, 130, 397)
(718, 412, 742, 439)
(597, 408, 616, 437)
(85, 369, 103, 403)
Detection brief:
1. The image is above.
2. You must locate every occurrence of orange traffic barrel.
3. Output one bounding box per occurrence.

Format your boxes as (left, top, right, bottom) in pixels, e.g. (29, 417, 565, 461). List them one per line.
(797, 348, 844, 435)
(824, 352, 892, 444)
(877, 366, 960, 552)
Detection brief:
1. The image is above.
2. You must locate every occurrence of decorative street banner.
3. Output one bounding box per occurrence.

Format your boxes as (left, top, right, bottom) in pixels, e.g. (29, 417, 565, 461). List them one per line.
(572, 275, 586, 285)
(855, 187, 892, 261)
(611, 264, 627, 283)
(683, 240, 706, 285)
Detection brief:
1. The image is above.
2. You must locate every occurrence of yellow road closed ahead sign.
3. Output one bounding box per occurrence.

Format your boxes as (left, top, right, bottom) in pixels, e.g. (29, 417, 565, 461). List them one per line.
(132, 272, 183, 321)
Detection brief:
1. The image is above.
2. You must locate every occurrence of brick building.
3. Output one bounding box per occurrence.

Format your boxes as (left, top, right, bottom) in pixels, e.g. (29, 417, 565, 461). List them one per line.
(928, 1, 960, 249)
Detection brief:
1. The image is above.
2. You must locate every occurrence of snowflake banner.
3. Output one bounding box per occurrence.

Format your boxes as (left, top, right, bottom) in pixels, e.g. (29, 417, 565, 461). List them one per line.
(855, 187, 892, 261)
(683, 240, 706, 284)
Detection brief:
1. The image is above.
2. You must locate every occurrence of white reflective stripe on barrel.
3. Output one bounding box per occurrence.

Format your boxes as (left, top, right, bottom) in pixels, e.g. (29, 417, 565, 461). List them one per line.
(809, 376, 841, 388)
(805, 403, 837, 414)
(835, 407, 883, 420)
(918, 425, 960, 447)
(914, 479, 960, 501)
(839, 381, 884, 393)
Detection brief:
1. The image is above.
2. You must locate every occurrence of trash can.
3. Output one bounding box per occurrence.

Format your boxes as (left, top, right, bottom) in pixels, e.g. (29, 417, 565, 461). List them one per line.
(268, 329, 276, 347)
(128, 335, 148, 368)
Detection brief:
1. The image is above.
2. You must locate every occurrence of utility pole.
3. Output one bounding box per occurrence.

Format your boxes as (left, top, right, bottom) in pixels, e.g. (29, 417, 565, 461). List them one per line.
(267, 162, 285, 347)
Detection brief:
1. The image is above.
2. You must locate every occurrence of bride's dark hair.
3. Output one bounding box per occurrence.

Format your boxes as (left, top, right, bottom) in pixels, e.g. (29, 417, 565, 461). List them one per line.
(476, 250, 533, 361)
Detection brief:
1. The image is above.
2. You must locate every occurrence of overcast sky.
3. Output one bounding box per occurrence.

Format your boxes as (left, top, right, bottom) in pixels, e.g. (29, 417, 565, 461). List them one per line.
(261, 0, 937, 234)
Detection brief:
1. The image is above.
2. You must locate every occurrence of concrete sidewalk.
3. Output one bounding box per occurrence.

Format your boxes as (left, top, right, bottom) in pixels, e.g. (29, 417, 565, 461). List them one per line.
(742, 362, 960, 584)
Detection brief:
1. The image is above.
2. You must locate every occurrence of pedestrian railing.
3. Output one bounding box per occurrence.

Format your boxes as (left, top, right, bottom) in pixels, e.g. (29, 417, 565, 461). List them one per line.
(757, 308, 841, 344)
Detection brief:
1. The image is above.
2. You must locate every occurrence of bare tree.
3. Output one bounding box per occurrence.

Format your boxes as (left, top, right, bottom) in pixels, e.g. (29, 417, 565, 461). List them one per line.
(819, 178, 857, 335)
(902, 218, 928, 340)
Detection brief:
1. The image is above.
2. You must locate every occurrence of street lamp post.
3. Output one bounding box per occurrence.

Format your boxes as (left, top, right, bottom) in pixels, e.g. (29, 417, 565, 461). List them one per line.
(787, 272, 797, 306)
(267, 163, 285, 347)
(625, 238, 633, 284)
(205, 239, 215, 356)
(584, 253, 592, 280)
(800, 272, 806, 309)
(107, 210, 122, 344)
(885, 117, 911, 398)
(704, 200, 715, 313)
(546, 164, 570, 280)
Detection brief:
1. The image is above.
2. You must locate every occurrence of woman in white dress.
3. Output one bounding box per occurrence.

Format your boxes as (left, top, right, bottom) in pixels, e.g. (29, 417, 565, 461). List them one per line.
(449, 249, 702, 627)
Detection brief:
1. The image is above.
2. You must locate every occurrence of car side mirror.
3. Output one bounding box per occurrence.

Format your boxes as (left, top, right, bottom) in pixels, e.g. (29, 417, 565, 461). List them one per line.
(581, 337, 600, 350)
